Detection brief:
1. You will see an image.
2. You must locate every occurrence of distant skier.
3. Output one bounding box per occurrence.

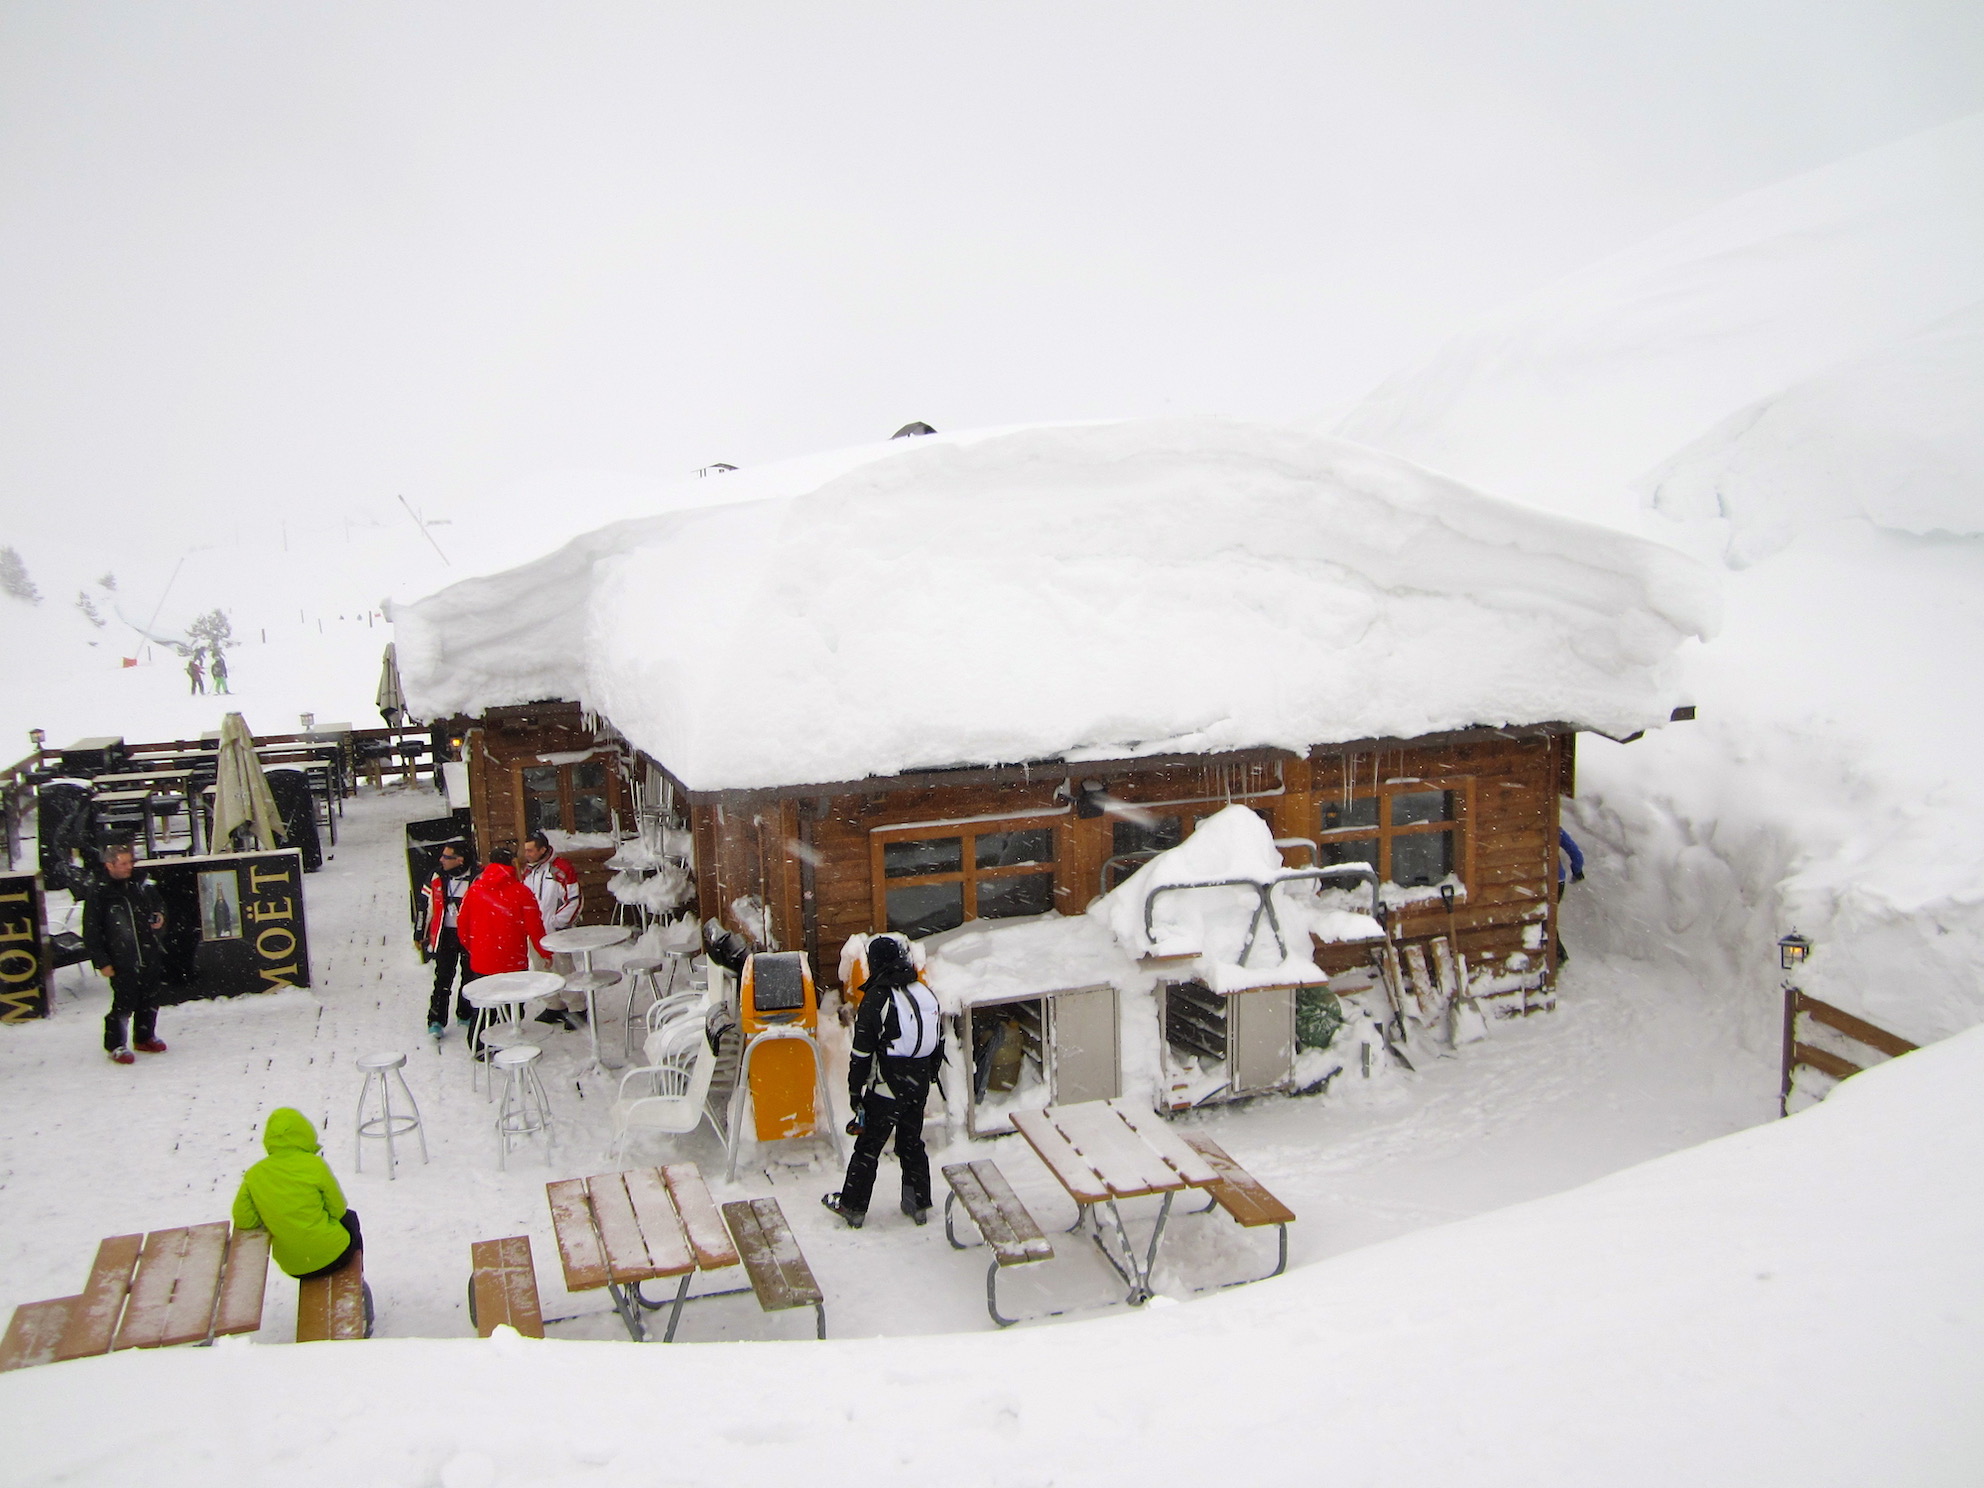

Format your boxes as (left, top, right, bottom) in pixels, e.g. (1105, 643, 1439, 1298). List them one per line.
(186, 650, 205, 694)
(1556, 829, 1585, 964)
(210, 647, 230, 693)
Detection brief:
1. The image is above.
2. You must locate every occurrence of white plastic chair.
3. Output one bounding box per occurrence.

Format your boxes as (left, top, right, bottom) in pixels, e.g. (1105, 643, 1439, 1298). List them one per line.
(609, 1024, 718, 1164)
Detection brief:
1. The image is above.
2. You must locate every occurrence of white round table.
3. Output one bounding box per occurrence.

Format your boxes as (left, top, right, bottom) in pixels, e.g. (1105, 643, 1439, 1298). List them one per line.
(464, 971, 566, 1095)
(539, 925, 633, 1074)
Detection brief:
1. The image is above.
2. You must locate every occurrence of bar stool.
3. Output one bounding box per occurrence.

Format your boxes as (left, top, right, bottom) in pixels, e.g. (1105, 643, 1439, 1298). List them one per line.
(619, 956, 669, 1060)
(494, 1045, 554, 1170)
(354, 1051, 428, 1178)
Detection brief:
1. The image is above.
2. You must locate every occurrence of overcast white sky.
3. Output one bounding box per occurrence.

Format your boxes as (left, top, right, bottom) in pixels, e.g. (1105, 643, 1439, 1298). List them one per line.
(3, 1, 1981, 545)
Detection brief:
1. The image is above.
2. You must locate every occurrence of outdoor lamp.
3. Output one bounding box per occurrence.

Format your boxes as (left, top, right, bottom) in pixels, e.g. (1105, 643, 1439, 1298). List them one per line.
(28, 728, 44, 750)
(1778, 931, 1812, 971)
(299, 712, 315, 729)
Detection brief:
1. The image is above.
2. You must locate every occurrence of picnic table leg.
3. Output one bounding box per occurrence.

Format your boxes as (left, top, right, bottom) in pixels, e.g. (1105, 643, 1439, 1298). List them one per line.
(605, 1282, 646, 1342)
(943, 1192, 973, 1251)
(1086, 1201, 1144, 1304)
(984, 1262, 1022, 1328)
(660, 1273, 692, 1343)
(1140, 1192, 1176, 1294)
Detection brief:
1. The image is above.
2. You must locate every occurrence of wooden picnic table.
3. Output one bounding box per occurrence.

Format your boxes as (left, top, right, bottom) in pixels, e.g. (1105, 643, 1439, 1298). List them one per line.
(1009, 1098, 1219, 1304)
(0, 1223, 270, 1371)
(546, 1164, 743, 1342)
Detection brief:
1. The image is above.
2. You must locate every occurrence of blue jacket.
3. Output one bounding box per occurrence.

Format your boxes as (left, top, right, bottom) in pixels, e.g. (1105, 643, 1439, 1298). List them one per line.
(1558, 830, 1585, 884)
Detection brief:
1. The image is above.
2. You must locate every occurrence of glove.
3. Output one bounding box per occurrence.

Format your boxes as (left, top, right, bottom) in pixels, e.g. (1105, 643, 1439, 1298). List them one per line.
(845, 1115, 864, 1137)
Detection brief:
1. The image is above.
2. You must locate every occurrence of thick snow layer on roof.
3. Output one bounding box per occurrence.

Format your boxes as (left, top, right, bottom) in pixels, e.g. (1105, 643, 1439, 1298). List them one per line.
(397, 418, 1712, 792)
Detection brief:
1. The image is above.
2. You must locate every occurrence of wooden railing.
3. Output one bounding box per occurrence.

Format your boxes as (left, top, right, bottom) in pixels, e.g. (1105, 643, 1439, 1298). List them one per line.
(1779, 987, 1918, 1116)
(1, 750, 46, 870)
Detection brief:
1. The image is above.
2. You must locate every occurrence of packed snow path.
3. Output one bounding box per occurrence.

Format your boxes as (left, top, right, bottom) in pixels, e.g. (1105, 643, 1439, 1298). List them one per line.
(0, 786, 1774, 1344)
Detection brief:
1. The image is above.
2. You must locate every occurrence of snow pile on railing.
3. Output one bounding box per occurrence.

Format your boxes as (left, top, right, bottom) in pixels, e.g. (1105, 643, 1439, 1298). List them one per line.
(397, 418, 1712, 792)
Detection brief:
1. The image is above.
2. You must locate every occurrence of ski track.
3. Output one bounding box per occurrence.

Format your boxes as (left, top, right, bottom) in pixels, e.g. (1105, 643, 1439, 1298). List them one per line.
(0, 787, 1777, 1346)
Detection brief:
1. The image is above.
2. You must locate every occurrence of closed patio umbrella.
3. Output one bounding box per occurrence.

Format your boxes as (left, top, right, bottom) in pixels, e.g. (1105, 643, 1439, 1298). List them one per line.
(212, 712, 284, 852)
(376, 643, 407, 724)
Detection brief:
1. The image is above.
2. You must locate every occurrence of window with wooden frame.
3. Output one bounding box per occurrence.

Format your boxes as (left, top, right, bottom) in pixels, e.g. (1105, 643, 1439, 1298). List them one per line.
(1317, 779, 1471, 889)
(515, 754, 620, 841)
(872, 816, 1061, 939)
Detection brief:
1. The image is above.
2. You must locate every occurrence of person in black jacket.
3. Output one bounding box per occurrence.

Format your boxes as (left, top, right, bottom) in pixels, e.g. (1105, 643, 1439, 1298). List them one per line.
(82, 840, 169, 1064)
(822, 934, 942, 1228)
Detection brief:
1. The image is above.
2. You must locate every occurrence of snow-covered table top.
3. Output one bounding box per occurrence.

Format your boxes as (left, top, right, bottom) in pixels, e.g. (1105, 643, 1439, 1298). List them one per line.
(1010, 1098, 1219, 1203)
(464, 971, 566, 1006)
(540, 926, 632, 955)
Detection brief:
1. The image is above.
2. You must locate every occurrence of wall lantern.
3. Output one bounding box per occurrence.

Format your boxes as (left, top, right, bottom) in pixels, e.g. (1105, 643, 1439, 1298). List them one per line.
(299, 712, 315, 730)
(28, 728, 45, 751)
(1778, 931, 1812, 971)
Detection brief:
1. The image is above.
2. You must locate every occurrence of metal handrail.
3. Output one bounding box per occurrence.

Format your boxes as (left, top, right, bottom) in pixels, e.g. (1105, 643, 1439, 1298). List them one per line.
(1142, 864, 1385, 968)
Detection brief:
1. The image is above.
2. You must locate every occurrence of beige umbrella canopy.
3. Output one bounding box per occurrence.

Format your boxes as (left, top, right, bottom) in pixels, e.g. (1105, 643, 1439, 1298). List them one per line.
(212, 712, 284, 852)
(376, 643, 407, 721)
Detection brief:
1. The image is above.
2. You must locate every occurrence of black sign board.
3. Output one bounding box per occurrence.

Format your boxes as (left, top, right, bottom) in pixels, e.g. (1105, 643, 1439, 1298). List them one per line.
(0, 871, 49, 1022)
(141, 849, 312, 1002)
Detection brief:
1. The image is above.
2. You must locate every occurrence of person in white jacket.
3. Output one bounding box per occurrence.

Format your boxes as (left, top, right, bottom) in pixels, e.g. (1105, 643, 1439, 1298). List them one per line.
(520, 831, 585, 1025)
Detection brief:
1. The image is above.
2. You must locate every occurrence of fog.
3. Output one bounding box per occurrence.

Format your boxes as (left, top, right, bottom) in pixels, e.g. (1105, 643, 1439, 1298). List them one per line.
(3, 2, 1981, 545)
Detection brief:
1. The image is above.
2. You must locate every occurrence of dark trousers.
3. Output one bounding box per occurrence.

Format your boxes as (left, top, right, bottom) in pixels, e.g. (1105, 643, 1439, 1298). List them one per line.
(103, 969, 159, 1052)
(428, 928, 469, 1025)
(838, 1057, 934, 1216)
(294, 1210, 363, 1281)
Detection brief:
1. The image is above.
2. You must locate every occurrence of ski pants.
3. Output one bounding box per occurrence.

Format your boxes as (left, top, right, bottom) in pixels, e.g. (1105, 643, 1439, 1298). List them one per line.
(104, 968, 160, 1052)
(837, 1056, 934, 1216)
(428, 928, 469, 1025)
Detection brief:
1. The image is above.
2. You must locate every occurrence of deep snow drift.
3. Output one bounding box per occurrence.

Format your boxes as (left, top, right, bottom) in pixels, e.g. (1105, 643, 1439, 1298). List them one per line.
(1334, 111, 1984, 1047)
(397, 418, 1714, 791)
(4, 933, 1975, 1485)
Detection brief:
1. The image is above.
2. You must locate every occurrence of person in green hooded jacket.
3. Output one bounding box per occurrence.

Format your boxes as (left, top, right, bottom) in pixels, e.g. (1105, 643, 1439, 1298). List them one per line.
(232, 1108, 363, 1279)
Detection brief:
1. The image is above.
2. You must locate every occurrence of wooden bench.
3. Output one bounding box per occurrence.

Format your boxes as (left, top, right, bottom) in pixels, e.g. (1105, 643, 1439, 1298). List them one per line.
(0, 1297, 79, 1373)
(720, 1198, 825, 1339)
(942, 1160, 1055, 1327)
(296, 1251, 369, 1341)
(468, 1237, 544, 1338)
(1181, 1133, 1295, 1285)
(5, 1224, 269, 1371)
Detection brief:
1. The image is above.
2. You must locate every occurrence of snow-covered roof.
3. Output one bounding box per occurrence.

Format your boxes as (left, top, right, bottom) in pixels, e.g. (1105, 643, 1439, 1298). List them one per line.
(394, 417, 1714, 792)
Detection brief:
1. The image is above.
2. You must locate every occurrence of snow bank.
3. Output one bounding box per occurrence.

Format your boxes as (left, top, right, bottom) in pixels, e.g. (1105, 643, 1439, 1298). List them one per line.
(1334, 113, 1984, 1047)
(9, 1014, 1979, 1486)
(398, 418, 1713, 791)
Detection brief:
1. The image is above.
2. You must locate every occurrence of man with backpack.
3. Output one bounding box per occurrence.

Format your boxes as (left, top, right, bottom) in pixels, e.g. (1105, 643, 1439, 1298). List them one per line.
(823, 933, 941, 1228)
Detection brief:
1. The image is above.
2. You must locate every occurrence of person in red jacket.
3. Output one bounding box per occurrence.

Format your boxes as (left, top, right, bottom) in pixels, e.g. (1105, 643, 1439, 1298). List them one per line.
(455, 846, 548, 1052)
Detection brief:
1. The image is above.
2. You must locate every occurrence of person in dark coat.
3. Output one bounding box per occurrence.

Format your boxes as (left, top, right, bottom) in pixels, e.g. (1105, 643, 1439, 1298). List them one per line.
(420, 842, 475, 1036)
(82, 840, 169, 1063)
(823, 934, 942, 1228)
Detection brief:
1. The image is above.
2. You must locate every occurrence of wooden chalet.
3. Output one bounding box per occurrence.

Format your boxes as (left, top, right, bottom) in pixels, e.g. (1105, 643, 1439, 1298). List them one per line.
(452, 697, 1576, 1008)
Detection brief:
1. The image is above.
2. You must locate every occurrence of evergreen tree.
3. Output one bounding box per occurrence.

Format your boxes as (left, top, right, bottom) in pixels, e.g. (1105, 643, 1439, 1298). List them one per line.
(0, 546, 41, 604)
(98, 572, 117, 591)
(188, 607, 234, 651)
(75, 591, 106, 628)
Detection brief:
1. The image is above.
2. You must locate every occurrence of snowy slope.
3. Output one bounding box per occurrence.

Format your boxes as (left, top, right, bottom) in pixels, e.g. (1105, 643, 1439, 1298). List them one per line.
(1335, 112, 1984, 525)
(397, 418, 1714, 791)
(1332, 113, 1984, 1044)
(5, 1011, 1977, 1487)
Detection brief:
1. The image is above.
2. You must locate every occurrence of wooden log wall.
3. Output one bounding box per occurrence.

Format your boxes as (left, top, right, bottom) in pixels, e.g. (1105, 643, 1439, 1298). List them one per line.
(461, 703, 626, 928)
(691, 732, 1566, 1003)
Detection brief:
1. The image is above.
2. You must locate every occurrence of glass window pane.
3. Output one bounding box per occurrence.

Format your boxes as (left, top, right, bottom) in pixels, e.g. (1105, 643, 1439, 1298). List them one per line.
(1391, 790, 1453, 826)
(1112, 815, 1182, 857)
(887, 881, 965, 938)
(573, 761, 606, 790)
(976, 873, 1055, 920)
(571, 793, 609, 834)
(976, 827, 1055, 869)
(884, 837, 962, 878)
(1319, 837, 1378, 869)
(1321, 798, 1379, 833)
(524, 795, 561, 835)
(1389, 830, 1454, 887)
(522, 765, 559, 796)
